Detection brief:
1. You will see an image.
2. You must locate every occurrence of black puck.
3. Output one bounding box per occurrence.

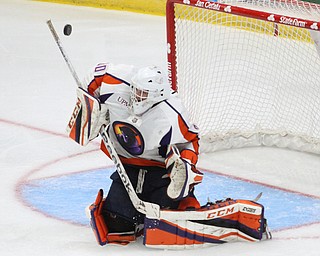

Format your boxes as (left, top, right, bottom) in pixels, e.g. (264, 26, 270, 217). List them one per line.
(63, 24, 72, 36)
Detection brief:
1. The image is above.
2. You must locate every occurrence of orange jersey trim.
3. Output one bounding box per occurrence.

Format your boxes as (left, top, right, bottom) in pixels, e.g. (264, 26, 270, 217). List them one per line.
(177, 115, 199, 164)
(180, 149, 198, 165)
(88, 76, 103, 95)
(102, 74, 123, 85)
(100, 141, 165, 168)
(178, 115, 199, 152)
(88, 74, 124, 95)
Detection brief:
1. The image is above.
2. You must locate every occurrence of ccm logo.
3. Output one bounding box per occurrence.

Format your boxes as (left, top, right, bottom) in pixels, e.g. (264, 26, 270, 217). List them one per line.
(68, 97, 81, 129)
(207, 206, 235, 219)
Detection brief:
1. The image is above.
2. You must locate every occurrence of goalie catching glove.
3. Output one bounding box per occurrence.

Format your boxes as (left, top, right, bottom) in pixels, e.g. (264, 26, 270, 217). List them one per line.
(66, 87, 109, 146)
(165, 145, 203, 200)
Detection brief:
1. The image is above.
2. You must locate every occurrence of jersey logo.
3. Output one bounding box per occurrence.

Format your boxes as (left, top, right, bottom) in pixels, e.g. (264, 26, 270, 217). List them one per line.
(112, 121, 144, 155)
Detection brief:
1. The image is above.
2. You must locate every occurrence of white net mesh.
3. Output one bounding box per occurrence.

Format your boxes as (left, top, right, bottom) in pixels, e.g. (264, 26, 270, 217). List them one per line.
(169, 0, 320, 153)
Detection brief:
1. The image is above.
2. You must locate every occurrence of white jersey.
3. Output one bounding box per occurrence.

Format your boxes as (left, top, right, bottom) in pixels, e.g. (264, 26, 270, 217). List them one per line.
(85, 63, 200, 168)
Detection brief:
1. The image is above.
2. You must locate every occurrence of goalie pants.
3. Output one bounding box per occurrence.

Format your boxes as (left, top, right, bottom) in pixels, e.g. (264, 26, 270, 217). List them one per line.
(102, 164, 180, 232)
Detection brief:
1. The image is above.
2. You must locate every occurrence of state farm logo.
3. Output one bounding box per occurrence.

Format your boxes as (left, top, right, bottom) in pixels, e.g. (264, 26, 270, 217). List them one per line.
(279, 16, 306, 28)
(206, 205, 235, 219)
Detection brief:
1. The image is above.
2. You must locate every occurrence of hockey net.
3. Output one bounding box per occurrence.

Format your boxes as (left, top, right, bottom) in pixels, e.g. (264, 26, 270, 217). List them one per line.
(166, 0, 320, 154)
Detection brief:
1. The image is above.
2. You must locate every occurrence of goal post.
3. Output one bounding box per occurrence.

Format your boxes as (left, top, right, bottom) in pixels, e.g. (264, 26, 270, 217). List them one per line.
(166, 0, 320, 154)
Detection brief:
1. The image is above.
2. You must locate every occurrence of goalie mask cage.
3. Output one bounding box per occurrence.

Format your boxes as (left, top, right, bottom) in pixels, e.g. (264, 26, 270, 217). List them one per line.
(166, 0, 320, 154)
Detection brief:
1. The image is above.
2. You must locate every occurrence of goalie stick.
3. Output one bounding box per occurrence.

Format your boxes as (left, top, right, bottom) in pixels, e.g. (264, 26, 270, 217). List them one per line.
(46, 19, 160, 218)
(46, 20, 81, 87)
(253, 192, 263, 202)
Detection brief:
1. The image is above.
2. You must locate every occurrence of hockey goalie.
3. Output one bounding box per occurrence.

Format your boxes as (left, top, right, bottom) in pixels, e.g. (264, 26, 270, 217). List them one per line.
(67, 62, 271, 249)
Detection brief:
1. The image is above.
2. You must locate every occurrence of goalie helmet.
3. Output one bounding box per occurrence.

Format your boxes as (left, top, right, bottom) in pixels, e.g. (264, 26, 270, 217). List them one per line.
(130, 66, 171, 115)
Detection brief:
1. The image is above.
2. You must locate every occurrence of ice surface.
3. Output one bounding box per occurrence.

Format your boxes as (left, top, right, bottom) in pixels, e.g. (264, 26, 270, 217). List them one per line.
(0, 0, 319, 255)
